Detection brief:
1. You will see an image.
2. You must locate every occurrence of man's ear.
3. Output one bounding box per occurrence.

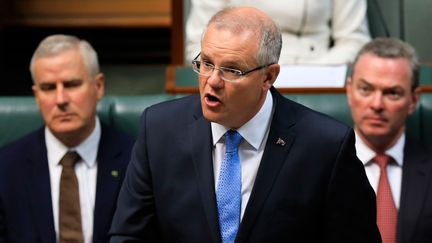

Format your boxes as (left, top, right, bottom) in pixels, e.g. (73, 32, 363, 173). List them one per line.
(32, 84, 37, 96)
(408, 87, 421, 115)
(263, 64, 280, 90)
(346, 77, 353, 107)
(95, 73, 105, 100)
(32, 84, 41, 109)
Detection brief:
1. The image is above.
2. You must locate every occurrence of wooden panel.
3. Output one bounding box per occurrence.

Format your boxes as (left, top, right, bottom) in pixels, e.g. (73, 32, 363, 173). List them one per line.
(170, 0, 184, 65)
(4, 0, 171, 27)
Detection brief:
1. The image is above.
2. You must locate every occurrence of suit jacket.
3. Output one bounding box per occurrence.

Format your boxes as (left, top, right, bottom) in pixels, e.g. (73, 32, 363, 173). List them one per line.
(397, 138, 432, 243)
(110, 88, 381, 242)
(0, 123, 134, 243)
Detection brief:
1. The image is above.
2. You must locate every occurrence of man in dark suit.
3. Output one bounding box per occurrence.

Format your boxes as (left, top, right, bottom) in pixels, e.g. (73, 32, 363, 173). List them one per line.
(0, 34, 134, 243)
(346, 37, 432, 243)
(110, 7, 381, 242)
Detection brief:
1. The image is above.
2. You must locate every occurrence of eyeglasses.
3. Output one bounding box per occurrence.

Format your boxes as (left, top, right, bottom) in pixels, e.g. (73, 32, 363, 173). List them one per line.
(191, 52, 274, 83)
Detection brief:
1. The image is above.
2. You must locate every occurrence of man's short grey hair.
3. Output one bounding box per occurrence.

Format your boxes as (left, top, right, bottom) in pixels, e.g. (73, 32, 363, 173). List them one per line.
(351, 37, 419, 90)
(202, 7, 282, 66)
(29, 34, 100, 82)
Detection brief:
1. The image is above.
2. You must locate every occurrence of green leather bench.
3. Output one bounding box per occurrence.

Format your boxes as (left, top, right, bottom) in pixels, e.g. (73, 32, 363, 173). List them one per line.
(1, 93, 431, 147)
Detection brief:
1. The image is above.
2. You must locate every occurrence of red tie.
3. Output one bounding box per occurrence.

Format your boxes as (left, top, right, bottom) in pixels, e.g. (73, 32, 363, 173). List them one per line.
(374, 154, 397, 243)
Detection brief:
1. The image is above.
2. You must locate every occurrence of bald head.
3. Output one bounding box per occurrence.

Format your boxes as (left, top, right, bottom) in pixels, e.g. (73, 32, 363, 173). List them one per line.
(204, 7, 282, 65)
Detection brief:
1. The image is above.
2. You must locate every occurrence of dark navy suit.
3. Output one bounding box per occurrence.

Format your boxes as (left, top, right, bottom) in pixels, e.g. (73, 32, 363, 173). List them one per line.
(110, 88, 381, 242)
(0, 123, 134, 243)
(397, 138, 432, 243)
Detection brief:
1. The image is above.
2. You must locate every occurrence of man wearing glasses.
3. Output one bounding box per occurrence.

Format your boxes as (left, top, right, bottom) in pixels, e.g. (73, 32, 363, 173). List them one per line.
(110, 7, 380, 242)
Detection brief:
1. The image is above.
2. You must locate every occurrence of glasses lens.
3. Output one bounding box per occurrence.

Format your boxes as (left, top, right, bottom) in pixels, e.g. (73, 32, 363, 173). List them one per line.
(192, 60, 243, 83)
(220, 68, 242, 82)
(192, 61, 200, 73)
(198, 62, 214, 76)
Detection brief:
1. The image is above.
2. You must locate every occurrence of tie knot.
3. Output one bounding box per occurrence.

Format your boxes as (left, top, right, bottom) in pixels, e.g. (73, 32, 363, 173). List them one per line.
(225, 130, 242, 153)
(374, 153, 391, 169)
(60, 151, 81, 167)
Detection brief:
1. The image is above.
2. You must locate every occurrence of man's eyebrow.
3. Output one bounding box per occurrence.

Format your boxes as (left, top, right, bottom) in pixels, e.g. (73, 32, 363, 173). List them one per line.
(38, 80, 54, 84)
(199, 52, 210, 60)
(200, 53, 246, 68)
(356, 78, 405, 91)
(63, 79, 82, 83)
(383, 85, 404, 91)
(355, 78, 372, 86)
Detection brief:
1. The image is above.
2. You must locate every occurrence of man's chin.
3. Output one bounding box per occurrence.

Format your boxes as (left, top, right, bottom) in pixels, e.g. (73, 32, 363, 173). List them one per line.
(202, 107, 221, 122)
(362, 128, 391, 141)
(48, 123, 82, 135)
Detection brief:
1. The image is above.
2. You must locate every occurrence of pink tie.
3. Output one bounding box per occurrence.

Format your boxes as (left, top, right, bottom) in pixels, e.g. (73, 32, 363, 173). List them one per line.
(374, 154, 397, 243)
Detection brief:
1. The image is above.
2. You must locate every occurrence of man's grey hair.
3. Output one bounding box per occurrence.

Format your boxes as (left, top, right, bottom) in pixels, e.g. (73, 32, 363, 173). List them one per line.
(202, 7, 282, 66)
(29, 34, 100, 82)
(351, 37, 419, 90)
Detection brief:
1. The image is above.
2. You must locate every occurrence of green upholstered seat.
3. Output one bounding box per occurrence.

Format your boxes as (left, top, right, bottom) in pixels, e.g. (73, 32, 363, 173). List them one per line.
(0, 93, 431, 147)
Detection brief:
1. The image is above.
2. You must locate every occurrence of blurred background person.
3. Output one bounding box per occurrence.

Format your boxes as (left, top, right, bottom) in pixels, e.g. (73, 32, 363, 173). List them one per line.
(185, 0, 371, 65)
(0, 34, 134, 243)
(347, 37, 432, 243)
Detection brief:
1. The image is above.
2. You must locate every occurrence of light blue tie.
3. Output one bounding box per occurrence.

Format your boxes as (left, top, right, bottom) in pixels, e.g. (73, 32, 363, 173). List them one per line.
(216, 130, 242, 243)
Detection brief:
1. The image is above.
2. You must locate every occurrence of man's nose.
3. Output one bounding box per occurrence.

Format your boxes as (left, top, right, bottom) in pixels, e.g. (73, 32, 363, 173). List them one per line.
(56, 85, 69, 109)
(370, 92, 384, 110)
(206, 69, 224, 89)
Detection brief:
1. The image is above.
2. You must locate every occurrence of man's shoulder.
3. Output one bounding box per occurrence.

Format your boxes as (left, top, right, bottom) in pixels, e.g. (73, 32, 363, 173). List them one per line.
(100, 123, 135, 150)
(143, 94, 201, 120)
(0, 128, 45, 170)
(149, 94, 200, 110)
(0, 128, 44, 156)
(101, 122, 133, 139)
(276, 93, 350, 132)
(405, 137, 432, 162)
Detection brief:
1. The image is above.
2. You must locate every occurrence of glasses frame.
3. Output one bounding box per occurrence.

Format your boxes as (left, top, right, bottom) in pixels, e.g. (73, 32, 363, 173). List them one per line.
(191, 52, 275, 83)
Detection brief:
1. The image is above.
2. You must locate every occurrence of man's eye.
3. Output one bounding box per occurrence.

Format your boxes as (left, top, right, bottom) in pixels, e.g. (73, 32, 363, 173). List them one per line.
(223, 68, 242, 76)
(64, 80, 82, 89)
(385, 90, 403, 100)
(202, 62, 214, 69)
(39, 83, 56, 91)
(358, 85, 372, 94)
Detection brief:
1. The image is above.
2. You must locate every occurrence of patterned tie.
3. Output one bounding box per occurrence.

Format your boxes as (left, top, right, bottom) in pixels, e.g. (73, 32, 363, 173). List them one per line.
(374, 154, 397, 243)
(59, 151, 84, 243)
(216, 130, 242, 243)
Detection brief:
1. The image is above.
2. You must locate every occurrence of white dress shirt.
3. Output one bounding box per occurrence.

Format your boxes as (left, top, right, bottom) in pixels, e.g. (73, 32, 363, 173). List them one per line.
(354, 132, 405, 209)
(45, 117, 101, 243)
(212, 91, 273, 219)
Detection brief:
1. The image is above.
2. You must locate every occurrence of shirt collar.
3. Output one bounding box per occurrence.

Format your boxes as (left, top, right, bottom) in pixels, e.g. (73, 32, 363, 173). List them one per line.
(45, 117, 101, 168)
(354, 131, 405, 166)
(211, 90, 273, 150)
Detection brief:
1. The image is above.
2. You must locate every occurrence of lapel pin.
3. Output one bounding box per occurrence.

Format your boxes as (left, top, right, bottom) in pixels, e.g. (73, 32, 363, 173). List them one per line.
(275, 138, 286, 146)
(111, 170, 119, 177)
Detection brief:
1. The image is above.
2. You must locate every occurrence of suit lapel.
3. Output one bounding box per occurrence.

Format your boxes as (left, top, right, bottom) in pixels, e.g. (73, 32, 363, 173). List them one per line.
(187, 90, 299, 241)
(398, 138, 432, 242)
(238, 89, 296, 238)
(27, 129, 56, 243)
(188, 103, 221, 243)
(93, 126, 125, 242)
